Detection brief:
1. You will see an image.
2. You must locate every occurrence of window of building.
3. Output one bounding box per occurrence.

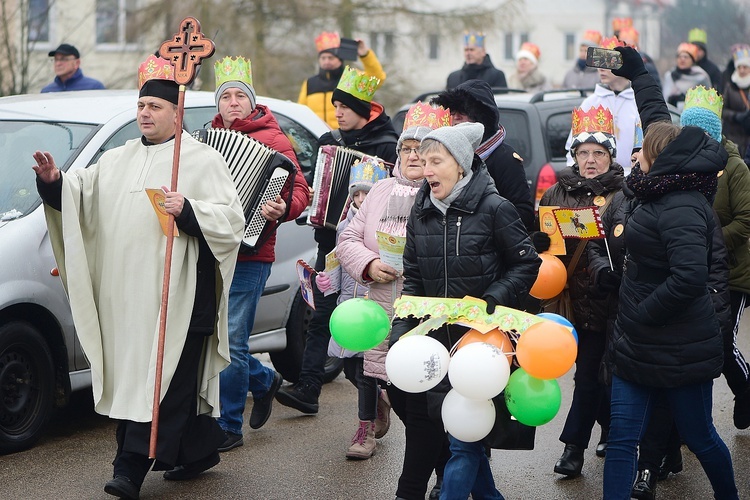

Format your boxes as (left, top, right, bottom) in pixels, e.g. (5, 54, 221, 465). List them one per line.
(96, 0, 138, 46)
(564, 33, 575, 60)
(504, 32, 529, 61)
(29, 0, 50, 43)
(428, 34, 439, 60)
(369, 32, 394, 61)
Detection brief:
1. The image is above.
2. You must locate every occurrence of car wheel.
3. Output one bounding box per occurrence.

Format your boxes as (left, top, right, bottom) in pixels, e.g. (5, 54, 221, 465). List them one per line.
(0, 321, 55, 454)
(269, 292, 344, 384)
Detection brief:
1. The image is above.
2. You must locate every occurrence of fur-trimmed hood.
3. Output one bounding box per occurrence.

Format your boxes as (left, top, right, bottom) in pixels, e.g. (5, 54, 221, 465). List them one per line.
(431, 80, 499, 141)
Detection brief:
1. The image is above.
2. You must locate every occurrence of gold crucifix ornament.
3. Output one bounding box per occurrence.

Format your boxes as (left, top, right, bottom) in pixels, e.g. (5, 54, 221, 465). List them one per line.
(158, 17, 215, 85)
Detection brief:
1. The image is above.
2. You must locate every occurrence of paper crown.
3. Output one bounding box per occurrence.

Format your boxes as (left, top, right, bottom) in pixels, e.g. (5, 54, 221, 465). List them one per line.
(349, 157, 389, 191)
(733, 44, 750, 65)
(618, 27, 639, 47)
(315, 31, 340, 53)
(612, 17, 633, 32)
(214, 56, 252, 89)
(688, 28, 708, 45)
(520, 42, 540, 59)
(138, 55, 175, 89)
(402, 101, 452, 131)
(336, 66, 381, 102)
(677, 42, 699, 61)
(464, 31, 485, 48)
(600, 36, 625, 50)
(684, 85, 723, 118)
(583, 30, 603, 46)
(571, 105, 615, 136)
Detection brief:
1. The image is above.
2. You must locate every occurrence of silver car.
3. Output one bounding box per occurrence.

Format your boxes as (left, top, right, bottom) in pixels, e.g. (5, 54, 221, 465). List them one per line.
(0, 90, 338, 453)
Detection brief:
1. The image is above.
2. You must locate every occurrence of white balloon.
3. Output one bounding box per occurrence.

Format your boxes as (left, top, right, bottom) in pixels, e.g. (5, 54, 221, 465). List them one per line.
(386, 335, 450, 393)
(448, 342, 511, 400)
(441, 389, 496, 442)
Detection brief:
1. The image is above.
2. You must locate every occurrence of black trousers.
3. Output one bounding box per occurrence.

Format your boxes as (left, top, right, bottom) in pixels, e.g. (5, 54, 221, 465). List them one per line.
(724, 291, 750, 396)
(343, 357, 378, 421)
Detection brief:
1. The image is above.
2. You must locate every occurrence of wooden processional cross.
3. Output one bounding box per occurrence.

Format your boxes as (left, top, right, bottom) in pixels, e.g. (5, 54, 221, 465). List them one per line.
(149, 17, 215, 460)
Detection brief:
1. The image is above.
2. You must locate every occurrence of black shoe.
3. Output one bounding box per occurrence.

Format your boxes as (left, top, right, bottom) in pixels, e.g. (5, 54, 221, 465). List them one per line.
(250, 371, 283, 429)
(596, 428, 609, 457)
(428, 476, 443, 499)
(217, 432, 244, 452)
(631, 469, 657, 500)
(163, 452, 220, 481)
(275, 381, 319, 414)
(733, 386, 750, 430)
(657, 449, 683, 481)
(104, 475, 140, 499)
(554, 444, 584, 477)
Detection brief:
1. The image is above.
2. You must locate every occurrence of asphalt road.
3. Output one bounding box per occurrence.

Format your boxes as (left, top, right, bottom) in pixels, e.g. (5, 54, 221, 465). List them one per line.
(2, 318, 750, 499)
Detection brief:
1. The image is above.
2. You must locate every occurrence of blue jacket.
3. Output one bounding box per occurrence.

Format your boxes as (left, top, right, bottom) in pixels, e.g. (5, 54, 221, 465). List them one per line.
(41, 69, 105, 93)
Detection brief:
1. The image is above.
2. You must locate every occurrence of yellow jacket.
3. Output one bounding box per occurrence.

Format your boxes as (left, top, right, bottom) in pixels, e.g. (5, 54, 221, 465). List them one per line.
(298, 50, 386, 129)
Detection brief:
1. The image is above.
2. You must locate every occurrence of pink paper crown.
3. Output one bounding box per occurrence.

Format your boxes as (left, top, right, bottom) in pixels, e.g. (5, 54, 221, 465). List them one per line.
(600, 37, 625, 50)
(138, 55, 175, 89)
(402, 101, 452, 131)
(612, 17, 633, 32)
(315, 32, 340, 53)
(677, 42, 699, 61)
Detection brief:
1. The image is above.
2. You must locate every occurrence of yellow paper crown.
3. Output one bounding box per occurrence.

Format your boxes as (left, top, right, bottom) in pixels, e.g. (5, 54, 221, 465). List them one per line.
(138, 55, 175, 89)
(677, 42, 699, 61)
(214, 56, 253, 89)
(600, 36, 625, 50)
(336, 66, 381, 103)
(464, 31, 485, 48)
(402, 101, 452, 131)
(315, 31, 341, 53)
(571, 105, 615, 136)
(612, 17, 633, 32)
(684, 85, 723, 118)
(688, 28, 708, 45)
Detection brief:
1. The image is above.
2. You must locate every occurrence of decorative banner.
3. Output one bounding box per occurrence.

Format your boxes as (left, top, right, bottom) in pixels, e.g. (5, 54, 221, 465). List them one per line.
(145, 188, 179, 237)
(552, 206, 605, 240)
(296, 260, 316, 310)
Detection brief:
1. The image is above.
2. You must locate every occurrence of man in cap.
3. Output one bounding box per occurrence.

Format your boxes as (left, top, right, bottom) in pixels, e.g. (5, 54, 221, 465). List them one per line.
(276, 66, 398, 415)
(210, 56, 310, 452)
(32, 55, 244, 499)
(298, 32, 386, 128)
(689, 28, 723, 90)
(446, 31, 506, 90)
(41, 43, 105, 92)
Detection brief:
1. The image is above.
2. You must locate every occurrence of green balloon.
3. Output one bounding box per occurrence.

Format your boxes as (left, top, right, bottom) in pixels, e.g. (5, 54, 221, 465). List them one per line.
(504, 367, 562, 426)
(329, 298, 391, 352)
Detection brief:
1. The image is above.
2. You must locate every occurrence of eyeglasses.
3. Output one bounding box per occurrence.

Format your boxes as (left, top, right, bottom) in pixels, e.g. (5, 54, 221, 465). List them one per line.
(575, 149, 608, 160)
(400, 147, 420, 156)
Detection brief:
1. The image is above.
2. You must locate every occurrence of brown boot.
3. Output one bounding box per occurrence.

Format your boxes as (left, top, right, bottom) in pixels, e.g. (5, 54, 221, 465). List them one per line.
(374, 391, 391, 439)
(346, 421, 376, 460)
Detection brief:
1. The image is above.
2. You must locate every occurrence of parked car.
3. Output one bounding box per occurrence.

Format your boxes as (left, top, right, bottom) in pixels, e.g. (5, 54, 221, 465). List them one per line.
(0, 90, 339, 454)
(392, 88, 681, 209)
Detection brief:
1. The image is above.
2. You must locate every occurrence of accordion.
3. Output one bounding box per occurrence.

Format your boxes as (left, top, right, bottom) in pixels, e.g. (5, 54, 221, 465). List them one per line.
(192, 128, 295, 249)
(307, 145, 384, 230)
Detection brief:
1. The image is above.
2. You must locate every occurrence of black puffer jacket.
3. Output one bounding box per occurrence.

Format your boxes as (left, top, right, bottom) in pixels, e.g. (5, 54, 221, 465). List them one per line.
(389, 157, 540, 346)
(446, 55, 507, 90)
(537, 163, 625, 332)
(612, 127, 727, 388)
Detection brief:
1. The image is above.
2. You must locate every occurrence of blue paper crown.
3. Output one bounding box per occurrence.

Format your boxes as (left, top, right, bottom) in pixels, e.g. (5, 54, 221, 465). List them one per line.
(464, 31, 485, 48)
(349, 157, 388, 190)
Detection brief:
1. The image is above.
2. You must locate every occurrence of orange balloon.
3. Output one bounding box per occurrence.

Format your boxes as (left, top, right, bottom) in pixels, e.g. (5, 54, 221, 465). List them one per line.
(515, 322, 577, 379)
(454, 328, 514, 365)
(530, 253, 567, 299)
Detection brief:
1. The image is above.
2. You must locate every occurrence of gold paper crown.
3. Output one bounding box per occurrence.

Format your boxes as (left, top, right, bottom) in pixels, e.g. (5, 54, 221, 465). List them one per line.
(612, 17, 633, 32)
(684, 85, 723, 118)
(336, 66, 381, 103)
(402, 101, 452, 131)
(688, 28, 708, 45)
(600, 36, 625, 50)
(138, 55, 175, 89)
(571, 105, 615, 136)
(214, 56, 253, 88)
(464, 31, 485, 48)
(583, 30, 603, 46)
(315, 31, 341, 53)
(677, 42, 699, 61)
(618, 27, 639, 47)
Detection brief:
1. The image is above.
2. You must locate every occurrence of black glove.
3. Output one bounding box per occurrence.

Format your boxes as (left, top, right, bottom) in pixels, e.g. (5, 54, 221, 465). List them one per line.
(667, 93, 684, 107)
(598, 269, 622, 292)
(530, 231, 551, 253)
(484, 296, 498, 315)
(611, 46, 648, 81)
(733, 111, 750, 123)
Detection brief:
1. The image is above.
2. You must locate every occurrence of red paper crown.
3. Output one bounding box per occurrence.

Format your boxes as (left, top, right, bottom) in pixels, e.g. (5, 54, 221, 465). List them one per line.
(677, 42, 699, 61)
(583, 30, 603, 46)
(600, 36, 625, 50)
(315, 31, 340, 53)
(519, 42, 541, 60)
(137, 55, 175, 89)
(612, 17, 633, 32)
(618, 27, 639, 47)
(402, 101, 452, 131)
(571, 105, 614, 136)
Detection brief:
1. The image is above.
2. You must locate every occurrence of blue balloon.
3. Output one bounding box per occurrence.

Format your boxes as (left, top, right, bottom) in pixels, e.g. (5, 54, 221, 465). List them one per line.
(536, 312, 578, 344)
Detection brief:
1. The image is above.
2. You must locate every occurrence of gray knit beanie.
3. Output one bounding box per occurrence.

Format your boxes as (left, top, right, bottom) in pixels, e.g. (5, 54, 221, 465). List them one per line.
(422, 122, 484, 173)
(215, 81, 257, 111)
(396, 125, 434, 154)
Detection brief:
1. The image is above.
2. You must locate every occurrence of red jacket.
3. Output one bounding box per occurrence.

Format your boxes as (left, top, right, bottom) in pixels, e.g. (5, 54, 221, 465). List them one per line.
(211, 104, 310, 262)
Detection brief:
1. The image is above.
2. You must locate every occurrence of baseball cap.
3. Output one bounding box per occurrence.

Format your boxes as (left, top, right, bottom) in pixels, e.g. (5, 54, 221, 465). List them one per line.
(48, 44, 80, 59)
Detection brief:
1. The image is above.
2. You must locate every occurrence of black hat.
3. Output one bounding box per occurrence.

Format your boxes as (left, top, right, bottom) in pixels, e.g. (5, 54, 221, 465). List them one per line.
(139, 80, 180, 105)
(48, 44, 80, 59)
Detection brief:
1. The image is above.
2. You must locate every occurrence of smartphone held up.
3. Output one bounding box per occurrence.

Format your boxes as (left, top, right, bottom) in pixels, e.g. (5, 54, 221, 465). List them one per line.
(585, 46, 623, 70)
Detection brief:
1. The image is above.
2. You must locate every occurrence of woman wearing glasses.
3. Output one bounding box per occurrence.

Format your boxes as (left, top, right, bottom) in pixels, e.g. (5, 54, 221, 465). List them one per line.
(535, 105, 625, 479)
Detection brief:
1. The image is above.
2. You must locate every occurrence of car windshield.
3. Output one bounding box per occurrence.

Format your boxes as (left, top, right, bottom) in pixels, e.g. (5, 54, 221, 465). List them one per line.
(0, 120, 95, 221)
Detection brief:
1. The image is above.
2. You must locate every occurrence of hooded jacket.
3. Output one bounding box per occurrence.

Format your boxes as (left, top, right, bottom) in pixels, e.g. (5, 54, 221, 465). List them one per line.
(446, 54, 507, 90)
(432, 80, 534, 230)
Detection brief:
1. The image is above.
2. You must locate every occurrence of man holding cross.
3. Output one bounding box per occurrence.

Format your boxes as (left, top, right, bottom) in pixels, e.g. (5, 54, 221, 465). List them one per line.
(32, 54, 244, 499)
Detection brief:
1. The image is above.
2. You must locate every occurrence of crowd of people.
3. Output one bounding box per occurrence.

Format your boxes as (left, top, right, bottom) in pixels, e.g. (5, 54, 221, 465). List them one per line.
(29, 17, 750, 500)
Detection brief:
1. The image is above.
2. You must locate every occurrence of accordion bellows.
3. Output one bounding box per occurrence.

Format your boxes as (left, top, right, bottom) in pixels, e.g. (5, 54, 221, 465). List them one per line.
(192, 128, 295, 249)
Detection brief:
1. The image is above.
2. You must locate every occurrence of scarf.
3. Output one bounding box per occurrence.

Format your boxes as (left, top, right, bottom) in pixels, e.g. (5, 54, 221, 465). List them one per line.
(376, 178, 423, 237)
(210, 108, 263, 132)
(731, 70, 750, 90)
(430, 169, 474, 214)
(626, 163, 718, 202)
(476, 125, 506, 161)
